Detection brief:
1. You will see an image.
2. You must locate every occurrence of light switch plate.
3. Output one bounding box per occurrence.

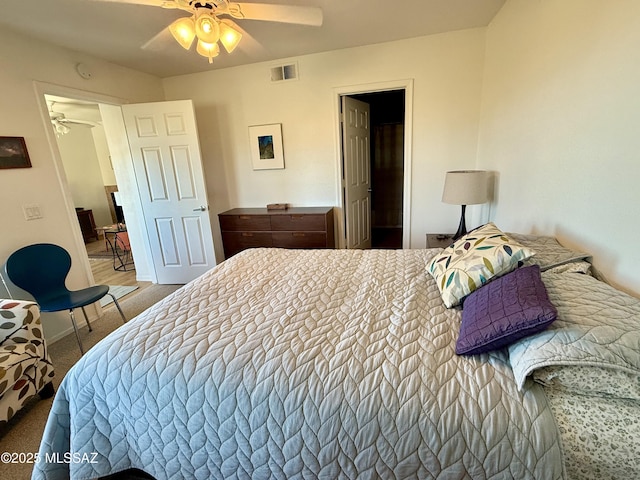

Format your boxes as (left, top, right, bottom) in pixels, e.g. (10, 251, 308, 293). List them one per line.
(23, 204, 43, 220)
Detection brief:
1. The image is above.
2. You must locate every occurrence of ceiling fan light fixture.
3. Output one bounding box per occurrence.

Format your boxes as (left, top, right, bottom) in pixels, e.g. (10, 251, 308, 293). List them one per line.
(195, 12, 220, 44)
(219, 20, 242, 53)
(52, 120, 70, 137)
(169, 16, 196, 50)
(196, 39, 220, 64)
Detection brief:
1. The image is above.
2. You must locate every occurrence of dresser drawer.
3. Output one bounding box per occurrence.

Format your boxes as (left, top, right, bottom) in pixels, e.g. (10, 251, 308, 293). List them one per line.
(272, 232, 328, 249)
(221, 232, 273, 257)
(271, 214, 326, 231)
(219, 214, 271, 231)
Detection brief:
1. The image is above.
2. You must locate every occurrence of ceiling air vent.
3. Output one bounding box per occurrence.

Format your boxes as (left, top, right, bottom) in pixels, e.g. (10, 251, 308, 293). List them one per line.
(270, 62, 298, 82)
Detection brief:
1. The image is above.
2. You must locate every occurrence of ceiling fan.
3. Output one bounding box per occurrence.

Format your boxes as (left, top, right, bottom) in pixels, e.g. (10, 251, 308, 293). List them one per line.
(49, 102, 99, 136)
(92, 0, 323, 63)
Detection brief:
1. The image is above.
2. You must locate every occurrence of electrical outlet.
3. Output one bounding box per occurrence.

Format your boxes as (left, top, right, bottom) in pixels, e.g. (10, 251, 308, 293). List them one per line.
(23, 204, 43, 220)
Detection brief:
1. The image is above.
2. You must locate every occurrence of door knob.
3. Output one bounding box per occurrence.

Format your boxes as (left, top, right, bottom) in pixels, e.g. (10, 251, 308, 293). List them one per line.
(193, 205, 208, 212)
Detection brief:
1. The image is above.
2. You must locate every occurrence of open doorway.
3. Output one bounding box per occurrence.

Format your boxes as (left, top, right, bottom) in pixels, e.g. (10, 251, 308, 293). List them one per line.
(44, 94, 140, 292)
(338, 82, 411, 250)
(351, 90, 405, 249)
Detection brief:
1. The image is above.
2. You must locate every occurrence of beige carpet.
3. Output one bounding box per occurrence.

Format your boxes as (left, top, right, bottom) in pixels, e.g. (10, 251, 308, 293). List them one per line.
(0, 283, 182, 480)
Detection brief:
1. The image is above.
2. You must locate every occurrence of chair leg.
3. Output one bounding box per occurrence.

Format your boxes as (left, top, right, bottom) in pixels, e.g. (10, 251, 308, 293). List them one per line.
(81, 306, 93, 332)
(69, 309, 85, 355)
(108, 293, 128, 324)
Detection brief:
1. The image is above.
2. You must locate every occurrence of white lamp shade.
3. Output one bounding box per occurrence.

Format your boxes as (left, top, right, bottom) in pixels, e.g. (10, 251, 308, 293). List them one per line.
(442, 170, 489, 205)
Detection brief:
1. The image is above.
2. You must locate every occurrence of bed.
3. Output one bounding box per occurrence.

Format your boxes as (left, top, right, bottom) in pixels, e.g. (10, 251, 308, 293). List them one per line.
(32, 224, 640, 479)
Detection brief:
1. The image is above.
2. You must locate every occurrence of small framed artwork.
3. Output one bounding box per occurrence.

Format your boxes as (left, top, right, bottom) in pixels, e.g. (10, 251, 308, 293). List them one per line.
(249, 124, 284, 170)
(0, 137, 32, 169)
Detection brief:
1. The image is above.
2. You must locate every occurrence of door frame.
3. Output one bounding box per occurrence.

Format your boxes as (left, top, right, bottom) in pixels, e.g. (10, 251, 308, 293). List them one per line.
(34, 81, 156, 284)
(333, 79, 414, 249)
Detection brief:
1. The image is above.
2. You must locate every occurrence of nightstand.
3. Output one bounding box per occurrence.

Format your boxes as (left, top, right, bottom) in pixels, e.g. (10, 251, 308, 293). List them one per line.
(426, 234, 454, 249)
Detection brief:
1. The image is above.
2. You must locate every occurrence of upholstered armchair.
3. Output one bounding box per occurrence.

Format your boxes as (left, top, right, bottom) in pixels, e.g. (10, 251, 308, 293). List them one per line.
(0, 299, 55, 425)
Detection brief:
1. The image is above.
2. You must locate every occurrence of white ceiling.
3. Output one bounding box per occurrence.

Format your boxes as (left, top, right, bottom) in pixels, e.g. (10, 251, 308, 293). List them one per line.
(1, 0, 505, 79)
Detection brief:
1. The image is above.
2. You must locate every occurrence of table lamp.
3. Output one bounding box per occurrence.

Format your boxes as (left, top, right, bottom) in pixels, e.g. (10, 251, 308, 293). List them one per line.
(442, 170, 489, 240)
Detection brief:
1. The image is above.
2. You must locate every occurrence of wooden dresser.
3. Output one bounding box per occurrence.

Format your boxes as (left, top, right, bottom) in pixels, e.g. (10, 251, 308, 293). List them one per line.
(76, 208, 98, 243)
(219, 207, 335, 258)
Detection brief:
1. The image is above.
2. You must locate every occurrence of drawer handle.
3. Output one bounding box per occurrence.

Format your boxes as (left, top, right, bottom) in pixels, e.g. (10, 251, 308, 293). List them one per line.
(241, 232, 254, 237)
(239, 216, 251, 220)
(291, 215, 305, 220)
(292, 233, 306, 237)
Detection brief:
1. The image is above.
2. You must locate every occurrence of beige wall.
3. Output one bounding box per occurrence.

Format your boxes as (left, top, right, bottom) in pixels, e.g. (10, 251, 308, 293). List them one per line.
(163, 28, 488, 256)
(0, 27, 164, 340)
(57, 126, 113, 228)
(477, 0, 640, 296)
(93, 126, 118, 187)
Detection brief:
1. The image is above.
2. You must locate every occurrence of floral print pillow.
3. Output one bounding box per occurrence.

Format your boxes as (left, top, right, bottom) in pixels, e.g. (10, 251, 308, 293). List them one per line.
(427, 223, 535, 308)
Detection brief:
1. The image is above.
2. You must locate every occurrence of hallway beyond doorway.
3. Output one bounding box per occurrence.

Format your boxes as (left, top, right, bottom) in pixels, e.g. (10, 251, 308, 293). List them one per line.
(85, 239, 138, 288)
(372, 227, 403, 249)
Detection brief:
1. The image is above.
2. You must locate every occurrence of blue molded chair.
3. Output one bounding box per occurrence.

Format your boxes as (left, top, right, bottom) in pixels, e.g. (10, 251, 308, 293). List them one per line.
(5, 243, 127, 355)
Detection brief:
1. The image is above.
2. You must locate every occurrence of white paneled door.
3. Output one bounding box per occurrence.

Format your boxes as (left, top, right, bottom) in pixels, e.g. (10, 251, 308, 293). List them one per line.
(122, 100, 216, 284)
(342, 96, 371, 249)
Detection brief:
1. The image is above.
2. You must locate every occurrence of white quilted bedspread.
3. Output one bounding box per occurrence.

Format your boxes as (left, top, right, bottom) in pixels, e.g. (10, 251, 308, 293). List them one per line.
(33, 249, 564, 479)
(509, 272, 640, 389)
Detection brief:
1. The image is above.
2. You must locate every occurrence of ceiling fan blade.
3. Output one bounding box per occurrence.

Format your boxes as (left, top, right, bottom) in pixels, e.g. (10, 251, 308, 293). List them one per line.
(141, 26, 178, 51)
(61, 119, 99, 127)
(87, 0, 180, 9)
(49, 111, 98, 128)
(230, 3, 323, 26)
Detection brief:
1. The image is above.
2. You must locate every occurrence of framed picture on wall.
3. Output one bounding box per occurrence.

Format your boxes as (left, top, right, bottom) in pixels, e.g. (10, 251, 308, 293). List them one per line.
(0, 137, 32, 169)
(248, 123, 285, 170)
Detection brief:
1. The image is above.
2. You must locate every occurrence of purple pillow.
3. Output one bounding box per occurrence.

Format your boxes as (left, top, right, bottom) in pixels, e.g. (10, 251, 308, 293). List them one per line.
(456, 265, 557, 355)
